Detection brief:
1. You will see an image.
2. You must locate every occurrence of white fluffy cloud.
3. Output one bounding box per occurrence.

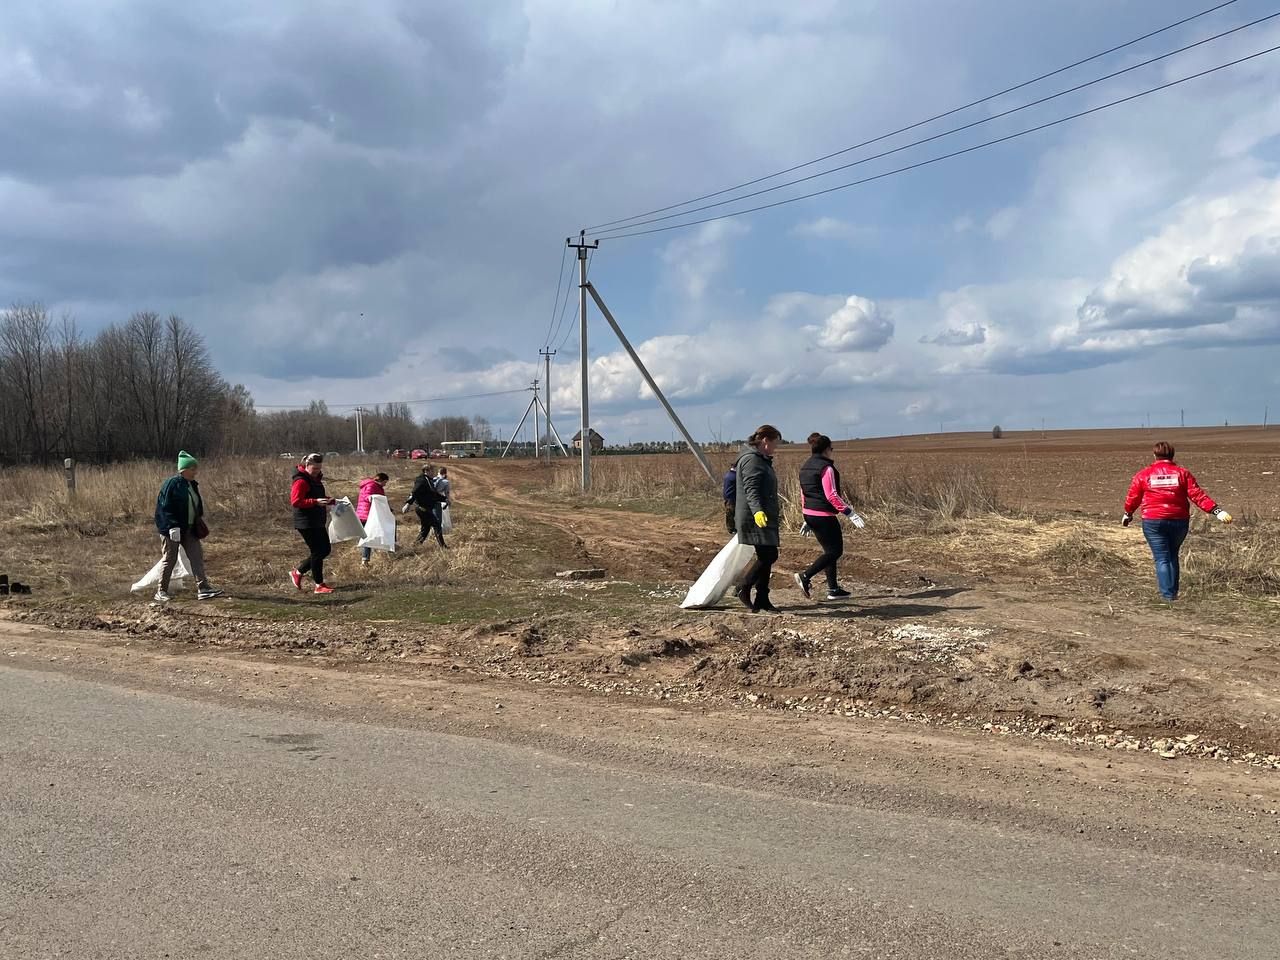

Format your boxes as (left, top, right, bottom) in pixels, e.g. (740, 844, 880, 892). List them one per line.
(806, 295, 894, 351)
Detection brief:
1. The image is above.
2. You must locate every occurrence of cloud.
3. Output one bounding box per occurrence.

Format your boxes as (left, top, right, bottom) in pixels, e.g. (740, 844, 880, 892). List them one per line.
(1071, 178, 1280, 351)
(659, 221, 748, 303)
(790, 216, 872, 243)
(920, 322, 985, 346)
(985, 206, 1020, 240)
(806, 295, 894, 352)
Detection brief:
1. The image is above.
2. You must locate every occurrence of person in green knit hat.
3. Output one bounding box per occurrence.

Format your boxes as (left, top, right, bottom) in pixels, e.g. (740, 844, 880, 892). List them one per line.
(152, 450, 222, 603)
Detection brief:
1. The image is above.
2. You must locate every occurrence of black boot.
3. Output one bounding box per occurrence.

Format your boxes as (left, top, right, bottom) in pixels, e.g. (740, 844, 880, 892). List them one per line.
(753, 592, 781, 614)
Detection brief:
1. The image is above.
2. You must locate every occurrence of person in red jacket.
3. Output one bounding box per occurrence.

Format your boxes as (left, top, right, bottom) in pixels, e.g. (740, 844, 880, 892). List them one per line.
(1123, 441, 1232, 601)
(289, 453, 338, 594)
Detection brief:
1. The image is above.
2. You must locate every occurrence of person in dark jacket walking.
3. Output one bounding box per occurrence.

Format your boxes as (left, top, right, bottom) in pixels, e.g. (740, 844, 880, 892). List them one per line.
(722, 465, 738, 535)
(1123, 441, 1232, 601)
(152, 450, 222, 603)
(734, 424, 783, 613)
(289, 453, 337, 594)
(794, 433, 865, 602)
(403, 465, 448, 548)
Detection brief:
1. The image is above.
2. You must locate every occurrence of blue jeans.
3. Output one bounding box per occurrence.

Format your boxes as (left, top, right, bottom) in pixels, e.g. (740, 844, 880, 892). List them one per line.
(1141, 519, 1189, 599)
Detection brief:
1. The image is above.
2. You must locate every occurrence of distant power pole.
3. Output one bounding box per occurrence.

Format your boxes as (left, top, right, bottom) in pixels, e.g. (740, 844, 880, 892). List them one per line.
(1265, 406, 1269, 429)
(541, 349, 556, 463)
(568, 231, 599, 490)
(531, 379, 541, 459)
(1180, 408, 1185, 428)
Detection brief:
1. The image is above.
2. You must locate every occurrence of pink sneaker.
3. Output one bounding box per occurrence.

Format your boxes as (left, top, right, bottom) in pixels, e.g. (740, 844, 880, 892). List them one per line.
(289, 570, 303, 590)
(314, 583, 334, 595)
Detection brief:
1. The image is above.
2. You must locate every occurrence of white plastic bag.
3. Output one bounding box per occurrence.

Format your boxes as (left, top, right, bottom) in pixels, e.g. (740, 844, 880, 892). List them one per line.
(328, 497, 366, 543)
(440, 504, 453, 533)
(681, 535, 756, 609)
(358, 495, 396, 552)
(131, 547, 193, 593)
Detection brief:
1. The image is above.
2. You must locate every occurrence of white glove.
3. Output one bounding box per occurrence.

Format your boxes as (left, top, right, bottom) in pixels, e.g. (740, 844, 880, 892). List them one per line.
(401, 504, 410, 514)
(799, 522, 812, 538)
(168, 527, 182, 542)
(1215, 509, 1233, 524)
(844, 509, 866, 529)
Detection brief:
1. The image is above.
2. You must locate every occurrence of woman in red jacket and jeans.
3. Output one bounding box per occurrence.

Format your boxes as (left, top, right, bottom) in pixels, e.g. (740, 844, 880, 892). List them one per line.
(1123, 441, 1232, 601)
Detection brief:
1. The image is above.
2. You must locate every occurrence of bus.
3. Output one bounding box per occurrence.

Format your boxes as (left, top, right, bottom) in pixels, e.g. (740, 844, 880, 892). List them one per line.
(440, 440, 485, 459)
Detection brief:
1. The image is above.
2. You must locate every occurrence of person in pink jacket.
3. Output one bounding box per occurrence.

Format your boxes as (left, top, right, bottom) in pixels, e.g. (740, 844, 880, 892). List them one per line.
(794, 433, 865, 602)
(357, 472, 389, 566)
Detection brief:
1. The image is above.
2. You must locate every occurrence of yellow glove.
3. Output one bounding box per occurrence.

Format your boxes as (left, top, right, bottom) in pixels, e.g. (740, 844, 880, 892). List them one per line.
(753, 511, 768, 528)
(1216, 509, 1233, 524)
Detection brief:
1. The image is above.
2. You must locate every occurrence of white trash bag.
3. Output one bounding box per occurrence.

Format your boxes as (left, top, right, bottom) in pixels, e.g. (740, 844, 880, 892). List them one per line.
(328, 497, 366, 544)
(681, 534, 756, 609)
(131, 546, 194, 593)
(440, 504, 453, 533)
(358, 495, 397, 553)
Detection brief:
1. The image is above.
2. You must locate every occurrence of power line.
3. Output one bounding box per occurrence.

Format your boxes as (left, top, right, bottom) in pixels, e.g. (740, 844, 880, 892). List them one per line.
(542, 242, 570, 350)
(546, 244, 577, 351)
(253, 387, 531, 411)
(555, 247, 594, 352)
(586, 10, 1280, 238)
(590, 42, 1280, 242)
(586, 0, 1243, 232)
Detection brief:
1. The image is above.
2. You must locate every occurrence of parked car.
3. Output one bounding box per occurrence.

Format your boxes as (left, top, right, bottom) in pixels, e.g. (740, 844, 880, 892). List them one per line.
(279, 452, 296, 460)
(429, 449, 447, 459)
(410, 448, 429, 460)
(391, 449, 408, 459)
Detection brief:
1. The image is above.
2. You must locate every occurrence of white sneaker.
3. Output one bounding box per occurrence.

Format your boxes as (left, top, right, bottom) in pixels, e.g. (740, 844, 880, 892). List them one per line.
(153, 589, 172, 603)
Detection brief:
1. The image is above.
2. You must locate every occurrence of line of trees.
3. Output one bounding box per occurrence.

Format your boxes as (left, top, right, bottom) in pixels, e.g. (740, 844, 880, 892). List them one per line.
(0, 303, 492, 464)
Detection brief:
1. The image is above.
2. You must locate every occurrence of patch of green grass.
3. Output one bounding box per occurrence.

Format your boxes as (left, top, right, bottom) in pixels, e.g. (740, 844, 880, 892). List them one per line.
(220, 585, 543, 626)
(352, 587, 542, 625)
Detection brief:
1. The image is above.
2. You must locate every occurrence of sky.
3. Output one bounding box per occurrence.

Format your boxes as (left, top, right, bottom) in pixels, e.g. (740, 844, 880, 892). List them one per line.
(4, 0, 1280, 444)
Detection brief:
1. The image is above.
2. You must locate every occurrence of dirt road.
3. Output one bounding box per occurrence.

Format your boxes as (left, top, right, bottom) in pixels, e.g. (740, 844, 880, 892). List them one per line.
(4, 622, 1279, 959)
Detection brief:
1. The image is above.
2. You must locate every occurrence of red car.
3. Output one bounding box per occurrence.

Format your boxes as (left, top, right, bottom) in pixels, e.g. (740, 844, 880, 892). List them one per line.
(410, 449, 429, 460)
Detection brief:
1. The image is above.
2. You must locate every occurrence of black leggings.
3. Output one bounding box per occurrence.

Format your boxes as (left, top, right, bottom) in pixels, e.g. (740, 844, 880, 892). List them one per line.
(802, 514, 844, 589)
(296, 527, 332, 585)
(416, 507, 445, 546)
(741, 545, 778, 603)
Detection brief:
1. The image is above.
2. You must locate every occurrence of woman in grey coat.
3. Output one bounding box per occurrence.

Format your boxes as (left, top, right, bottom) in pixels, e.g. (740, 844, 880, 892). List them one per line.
(734, 424, 783, 613)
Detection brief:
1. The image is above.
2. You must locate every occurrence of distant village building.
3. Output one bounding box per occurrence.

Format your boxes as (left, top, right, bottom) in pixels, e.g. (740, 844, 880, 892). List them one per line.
(571, 428, 605, 453)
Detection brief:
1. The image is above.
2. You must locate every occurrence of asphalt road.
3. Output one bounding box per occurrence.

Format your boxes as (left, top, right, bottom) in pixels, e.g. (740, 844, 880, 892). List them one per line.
(2, 665, 1275, 960)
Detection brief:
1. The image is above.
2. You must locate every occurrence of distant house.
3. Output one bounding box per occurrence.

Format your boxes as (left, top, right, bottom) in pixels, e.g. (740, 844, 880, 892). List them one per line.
(571, 428, 605, 453)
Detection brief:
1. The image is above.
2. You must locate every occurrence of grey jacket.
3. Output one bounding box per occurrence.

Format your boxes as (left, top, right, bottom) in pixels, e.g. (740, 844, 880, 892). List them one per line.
(734, 446, 780, 547)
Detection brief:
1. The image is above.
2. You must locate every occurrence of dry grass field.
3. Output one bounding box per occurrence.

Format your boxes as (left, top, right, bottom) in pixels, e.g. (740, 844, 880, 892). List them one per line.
(2, 426, 1279, 765)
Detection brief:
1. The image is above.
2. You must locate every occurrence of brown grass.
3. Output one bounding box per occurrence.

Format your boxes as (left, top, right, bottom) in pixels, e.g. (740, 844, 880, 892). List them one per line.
(0, 458, 571, 596)
(549, 451, 1005, 529)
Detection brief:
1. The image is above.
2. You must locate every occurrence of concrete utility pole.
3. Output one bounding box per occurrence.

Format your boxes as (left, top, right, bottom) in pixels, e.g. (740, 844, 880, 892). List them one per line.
(541, 349, 556, 464)
(531, 379, 541, 459)
(568, 231, 599, 490)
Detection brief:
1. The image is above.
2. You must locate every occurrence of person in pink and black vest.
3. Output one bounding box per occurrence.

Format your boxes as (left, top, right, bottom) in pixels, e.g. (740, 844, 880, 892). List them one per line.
(794, 433, 865, 602)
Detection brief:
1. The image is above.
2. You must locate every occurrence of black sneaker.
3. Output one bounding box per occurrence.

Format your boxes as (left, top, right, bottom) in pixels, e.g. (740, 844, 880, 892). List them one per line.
(793, 572, 812, 600)
(826, 586, 852, 600)
(754, 600, 782, 615)
(735, 587, 753, 611)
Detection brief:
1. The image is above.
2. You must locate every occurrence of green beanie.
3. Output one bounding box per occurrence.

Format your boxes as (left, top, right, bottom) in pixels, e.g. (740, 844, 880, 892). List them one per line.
(177, 450, 198, 472)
